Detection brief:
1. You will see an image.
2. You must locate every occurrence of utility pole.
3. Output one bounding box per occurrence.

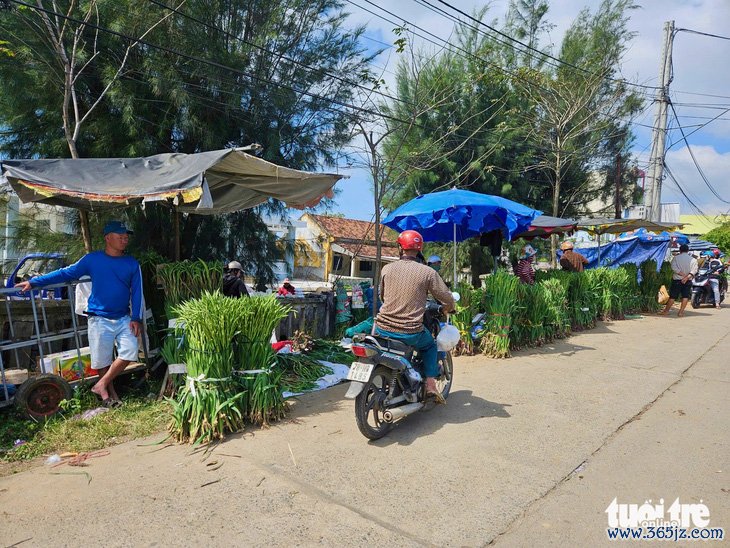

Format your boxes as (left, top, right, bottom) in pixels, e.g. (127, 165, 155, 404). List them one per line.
(645, 20, 675, 221)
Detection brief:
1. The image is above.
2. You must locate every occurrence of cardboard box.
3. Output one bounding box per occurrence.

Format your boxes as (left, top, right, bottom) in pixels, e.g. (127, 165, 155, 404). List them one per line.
(3, 369, 28, 385)
(41, 347, 94, 381)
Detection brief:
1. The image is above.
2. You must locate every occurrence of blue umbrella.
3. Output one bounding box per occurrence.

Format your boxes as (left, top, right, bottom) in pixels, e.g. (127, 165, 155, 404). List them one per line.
(382, 189, 541, 282)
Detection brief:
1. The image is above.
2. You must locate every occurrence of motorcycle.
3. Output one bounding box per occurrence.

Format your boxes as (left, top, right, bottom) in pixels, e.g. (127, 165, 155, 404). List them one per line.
(691, 264, 727, 309)
(344, 297, 458, 440)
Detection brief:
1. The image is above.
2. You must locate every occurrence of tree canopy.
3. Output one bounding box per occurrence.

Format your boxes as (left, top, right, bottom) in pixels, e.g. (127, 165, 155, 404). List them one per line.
(0, 0, 373, 279)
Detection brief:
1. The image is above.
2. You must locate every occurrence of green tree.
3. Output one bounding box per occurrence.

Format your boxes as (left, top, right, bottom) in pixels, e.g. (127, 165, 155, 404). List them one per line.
(0, 0, 372, 274)
(704, 223, 730, 254)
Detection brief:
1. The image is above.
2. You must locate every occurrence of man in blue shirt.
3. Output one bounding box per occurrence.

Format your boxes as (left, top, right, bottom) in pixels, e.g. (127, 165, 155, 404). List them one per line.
(16, 221, 144, 406)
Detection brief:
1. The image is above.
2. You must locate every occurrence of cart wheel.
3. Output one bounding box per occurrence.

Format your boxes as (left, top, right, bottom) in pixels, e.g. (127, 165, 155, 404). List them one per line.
(15, 374, 73, 421)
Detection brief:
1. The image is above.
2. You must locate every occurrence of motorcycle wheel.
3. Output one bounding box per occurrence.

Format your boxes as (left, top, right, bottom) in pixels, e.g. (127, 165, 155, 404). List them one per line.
(691, 292, 701, 309)
(436, 352, 454, 400)
(355, 366, 394, 440)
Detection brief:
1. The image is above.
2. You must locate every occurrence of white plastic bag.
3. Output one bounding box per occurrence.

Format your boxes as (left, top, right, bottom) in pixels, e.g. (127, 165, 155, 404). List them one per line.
(436, 324, 460, 352)
(74, 279, 91, 316)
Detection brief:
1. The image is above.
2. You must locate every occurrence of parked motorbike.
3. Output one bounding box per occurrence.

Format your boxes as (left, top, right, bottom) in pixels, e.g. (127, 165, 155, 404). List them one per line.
(691, 264, 727, 308)
(344, 297, 458, 440)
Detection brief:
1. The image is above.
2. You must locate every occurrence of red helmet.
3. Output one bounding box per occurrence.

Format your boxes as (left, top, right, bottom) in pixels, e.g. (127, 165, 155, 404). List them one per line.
(397, 230, 424, 251)
(713, 248, 721, 257)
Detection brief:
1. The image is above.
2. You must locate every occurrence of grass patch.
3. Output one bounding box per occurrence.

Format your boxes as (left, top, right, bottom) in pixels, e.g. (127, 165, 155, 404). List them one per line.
(1, 381, 170, 462)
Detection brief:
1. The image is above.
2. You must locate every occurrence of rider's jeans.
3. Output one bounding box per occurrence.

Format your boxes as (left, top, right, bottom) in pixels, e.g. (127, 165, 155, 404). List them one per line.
(709, 278, 721, 304)
(374, 327, 439, 378)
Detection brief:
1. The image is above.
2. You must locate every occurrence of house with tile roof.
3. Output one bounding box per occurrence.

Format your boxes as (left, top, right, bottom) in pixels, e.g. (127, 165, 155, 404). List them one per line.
(294, 213, 400, 282)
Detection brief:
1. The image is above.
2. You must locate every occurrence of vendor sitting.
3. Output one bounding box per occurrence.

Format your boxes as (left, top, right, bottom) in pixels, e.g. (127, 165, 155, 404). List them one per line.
(515, 245, 537, 285)
(277, 278, 296, 296)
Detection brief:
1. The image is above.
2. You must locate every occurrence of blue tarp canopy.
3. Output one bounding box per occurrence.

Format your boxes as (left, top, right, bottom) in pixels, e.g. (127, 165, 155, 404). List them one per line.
(560, 233, 670, 271)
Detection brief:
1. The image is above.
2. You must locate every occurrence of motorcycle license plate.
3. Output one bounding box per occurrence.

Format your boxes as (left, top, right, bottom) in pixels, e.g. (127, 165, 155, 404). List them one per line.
(347, 362, 374, 383)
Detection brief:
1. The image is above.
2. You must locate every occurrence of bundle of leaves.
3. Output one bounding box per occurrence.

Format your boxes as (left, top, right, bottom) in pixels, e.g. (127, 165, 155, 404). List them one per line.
(450, 285, 481, 356)
(512, 282, 548, 349)
(619, 264, 642, 314)
(588, 268, 630, 321)
(479, 271, 518, 358)
(539, 278, 570, 340)
(274, 353, 334, 393)
(536, 270, 597, 330)
(168, 292, 291, 443)
(158, 260, 223, 317)
(307, 339, 355, 365)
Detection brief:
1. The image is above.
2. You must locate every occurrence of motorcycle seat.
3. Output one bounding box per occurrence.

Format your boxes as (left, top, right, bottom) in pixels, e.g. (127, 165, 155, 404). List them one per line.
(370, 336, 414, 356)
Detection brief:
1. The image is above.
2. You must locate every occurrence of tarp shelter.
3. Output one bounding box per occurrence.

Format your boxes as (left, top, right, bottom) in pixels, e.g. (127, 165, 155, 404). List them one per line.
(559, 232, 670, 271)
(688, 238, 719, 252)
(514, 215, 577, 240)
(577, 217, 683, 235)
(0, 148, 344, 213)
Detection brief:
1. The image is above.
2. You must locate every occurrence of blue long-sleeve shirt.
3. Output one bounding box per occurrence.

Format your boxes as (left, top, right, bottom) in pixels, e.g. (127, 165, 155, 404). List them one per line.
(30, 251, 144, 321)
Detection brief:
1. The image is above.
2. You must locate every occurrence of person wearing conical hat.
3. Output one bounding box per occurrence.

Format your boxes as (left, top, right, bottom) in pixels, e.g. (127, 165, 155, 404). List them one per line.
(559, 240, 588, 273)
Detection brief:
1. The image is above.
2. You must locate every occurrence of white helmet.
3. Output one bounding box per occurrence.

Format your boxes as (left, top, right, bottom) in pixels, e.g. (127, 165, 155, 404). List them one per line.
(427, 255, 441, 264)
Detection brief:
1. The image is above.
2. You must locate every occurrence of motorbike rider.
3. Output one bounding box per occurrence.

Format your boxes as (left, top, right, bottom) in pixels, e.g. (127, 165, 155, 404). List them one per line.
(707, 249, 725, 309)
(375, 230, 456, 403)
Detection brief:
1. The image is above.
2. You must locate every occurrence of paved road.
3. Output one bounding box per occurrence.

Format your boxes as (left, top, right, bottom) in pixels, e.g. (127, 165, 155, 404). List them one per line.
(1, 308, 728, 547)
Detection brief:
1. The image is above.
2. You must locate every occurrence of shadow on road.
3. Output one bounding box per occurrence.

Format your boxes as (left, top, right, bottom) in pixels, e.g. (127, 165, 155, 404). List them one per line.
(370, 389, 511, 447)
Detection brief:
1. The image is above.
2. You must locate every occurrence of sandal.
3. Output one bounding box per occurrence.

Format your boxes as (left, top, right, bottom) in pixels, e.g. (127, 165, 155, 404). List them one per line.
(425, 389, 446, 405)
(102, 398, 123, 409)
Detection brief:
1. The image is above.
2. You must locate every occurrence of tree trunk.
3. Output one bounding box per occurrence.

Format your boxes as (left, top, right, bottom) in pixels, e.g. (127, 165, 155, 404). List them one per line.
(550, 150, 562, 268)
(66, 129, 93, 253)
(174, 207, 181, 261)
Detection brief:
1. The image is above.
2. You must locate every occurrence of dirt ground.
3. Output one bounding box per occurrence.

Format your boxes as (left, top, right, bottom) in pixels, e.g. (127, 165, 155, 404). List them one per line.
(1, 307, 728, 547)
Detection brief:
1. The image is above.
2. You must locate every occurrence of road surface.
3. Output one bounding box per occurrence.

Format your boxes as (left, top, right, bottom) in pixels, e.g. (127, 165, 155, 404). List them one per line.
(1, 308, 728, 547)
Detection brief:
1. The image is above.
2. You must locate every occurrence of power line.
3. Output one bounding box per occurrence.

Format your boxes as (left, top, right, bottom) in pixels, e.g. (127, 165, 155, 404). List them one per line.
(671, 114, 730, 122)
(672, 90, 730, 101)
(667, 106, 730, 147)
(14, 0, 542, 154)
(348, 0, 555, 94)
(145, 0, 411, 110)
(348, 0, 655, 129)
(427, 0, 660, 92)
(668, 101, 730, 204)
(663, 163, 709, 217)
(671, 102, 730, 110)
(8, 0, 417, 128)
(677, 27, 730, 41)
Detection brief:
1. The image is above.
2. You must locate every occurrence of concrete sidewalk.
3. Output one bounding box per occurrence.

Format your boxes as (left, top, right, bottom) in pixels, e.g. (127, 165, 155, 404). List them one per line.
(493, 314, 730, 546)
(1, 308, 728, 547)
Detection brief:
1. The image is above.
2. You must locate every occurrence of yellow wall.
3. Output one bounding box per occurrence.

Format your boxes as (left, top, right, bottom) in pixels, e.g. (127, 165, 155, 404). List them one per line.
(679, 215, 726, 235)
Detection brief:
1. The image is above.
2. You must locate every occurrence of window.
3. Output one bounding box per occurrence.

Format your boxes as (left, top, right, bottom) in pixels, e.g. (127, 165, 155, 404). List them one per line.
(359, 260, 373, 272)
(332, 255, 343, 271)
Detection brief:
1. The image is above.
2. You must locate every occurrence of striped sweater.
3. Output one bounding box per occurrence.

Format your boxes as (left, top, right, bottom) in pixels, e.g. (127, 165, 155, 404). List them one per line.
(376, 257, 455, 333)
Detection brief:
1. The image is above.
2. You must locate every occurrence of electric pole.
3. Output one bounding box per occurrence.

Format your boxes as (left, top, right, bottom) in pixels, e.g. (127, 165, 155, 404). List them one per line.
(645, 20, 675, 221)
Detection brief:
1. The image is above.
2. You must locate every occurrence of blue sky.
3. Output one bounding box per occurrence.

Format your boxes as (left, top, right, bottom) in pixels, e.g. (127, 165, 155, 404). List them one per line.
(321, 0, 730, 221)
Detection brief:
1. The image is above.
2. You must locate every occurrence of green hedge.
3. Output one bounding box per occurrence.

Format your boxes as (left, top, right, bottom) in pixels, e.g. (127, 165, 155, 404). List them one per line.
(466, 264, 671, 358)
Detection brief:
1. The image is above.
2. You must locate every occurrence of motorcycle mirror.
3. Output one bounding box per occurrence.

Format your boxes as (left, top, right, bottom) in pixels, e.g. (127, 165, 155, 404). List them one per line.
(451, 291, 461, 303)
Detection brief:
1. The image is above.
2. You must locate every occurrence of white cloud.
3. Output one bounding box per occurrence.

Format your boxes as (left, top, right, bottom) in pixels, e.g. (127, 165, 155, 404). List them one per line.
(663, 145, 730, 215)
